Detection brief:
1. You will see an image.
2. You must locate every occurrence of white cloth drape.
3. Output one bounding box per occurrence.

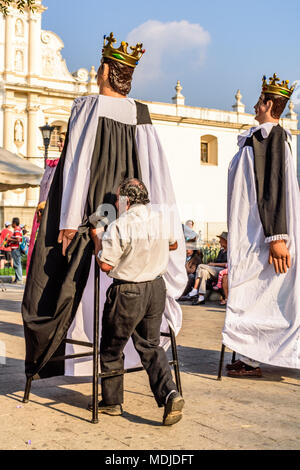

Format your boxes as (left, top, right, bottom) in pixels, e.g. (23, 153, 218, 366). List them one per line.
(223, 123, 300, 368)
(62, 96, 186, 376)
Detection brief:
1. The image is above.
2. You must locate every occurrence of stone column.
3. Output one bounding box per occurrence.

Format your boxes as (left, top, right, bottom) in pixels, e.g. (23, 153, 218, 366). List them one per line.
(26, 98, 40, 205)
(3, 104, 15, 151)
(28, 12, 41, 83)
(4, 13, 14, 74)
(2, 104, 16, 203)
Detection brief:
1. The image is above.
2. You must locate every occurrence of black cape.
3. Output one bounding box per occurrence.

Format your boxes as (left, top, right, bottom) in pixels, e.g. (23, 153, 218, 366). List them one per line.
(22, 101, 151, 379)
(244, 124, 287, 238)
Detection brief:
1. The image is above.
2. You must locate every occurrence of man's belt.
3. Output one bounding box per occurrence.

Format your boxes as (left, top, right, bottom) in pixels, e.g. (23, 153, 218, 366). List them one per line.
(113, 275, 162, 286)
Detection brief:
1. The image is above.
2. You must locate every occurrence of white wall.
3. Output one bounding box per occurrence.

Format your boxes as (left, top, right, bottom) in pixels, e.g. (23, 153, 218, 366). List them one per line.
(153, 120, 240, 228)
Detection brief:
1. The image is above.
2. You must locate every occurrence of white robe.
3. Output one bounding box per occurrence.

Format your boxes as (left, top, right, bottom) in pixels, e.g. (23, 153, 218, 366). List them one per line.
(56, 95, 187, 375)
(223, 122, 300, 369)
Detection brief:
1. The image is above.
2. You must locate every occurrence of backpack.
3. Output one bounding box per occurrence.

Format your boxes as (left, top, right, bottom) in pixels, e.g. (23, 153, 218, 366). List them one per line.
(20, 235, 29, 255)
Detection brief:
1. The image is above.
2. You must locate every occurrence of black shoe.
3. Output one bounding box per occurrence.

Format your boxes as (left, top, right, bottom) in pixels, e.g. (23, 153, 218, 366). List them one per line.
(179, 294, 197, 301)
(192, 296, 205, 306)
(163, 392, 185, 426)
(87, 400, 123, 416)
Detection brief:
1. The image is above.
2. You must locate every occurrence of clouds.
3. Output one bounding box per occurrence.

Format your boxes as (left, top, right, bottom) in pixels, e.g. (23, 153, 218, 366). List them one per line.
(292, 81, 300, 112)
(126, 20, 210, 97)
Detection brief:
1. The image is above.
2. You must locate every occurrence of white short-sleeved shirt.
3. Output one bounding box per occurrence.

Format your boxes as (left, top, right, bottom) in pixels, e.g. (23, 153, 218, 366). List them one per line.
(100, 204, 176, 282)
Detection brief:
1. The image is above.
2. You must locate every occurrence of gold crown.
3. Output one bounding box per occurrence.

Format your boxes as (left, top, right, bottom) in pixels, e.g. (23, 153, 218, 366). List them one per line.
(262, 73, 295, 99)
(102, 32, 145, 68)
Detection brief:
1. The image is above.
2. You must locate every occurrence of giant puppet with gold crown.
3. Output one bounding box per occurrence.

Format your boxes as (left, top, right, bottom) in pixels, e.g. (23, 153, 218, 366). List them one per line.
(222, 74, 300, 372)
(22, 33, 187, 382)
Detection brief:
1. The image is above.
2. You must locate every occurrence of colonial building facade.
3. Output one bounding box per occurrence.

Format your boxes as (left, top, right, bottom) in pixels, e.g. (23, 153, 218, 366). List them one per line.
(0, 1, 299, 240)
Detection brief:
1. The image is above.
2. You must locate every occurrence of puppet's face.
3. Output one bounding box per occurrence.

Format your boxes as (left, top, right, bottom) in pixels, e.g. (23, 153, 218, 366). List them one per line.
(254, 93, 272, 123)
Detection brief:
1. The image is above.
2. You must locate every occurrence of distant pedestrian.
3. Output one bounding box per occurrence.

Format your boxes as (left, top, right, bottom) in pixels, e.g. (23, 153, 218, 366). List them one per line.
(0, 222, 13, 270)
(9, 218, 23, 284)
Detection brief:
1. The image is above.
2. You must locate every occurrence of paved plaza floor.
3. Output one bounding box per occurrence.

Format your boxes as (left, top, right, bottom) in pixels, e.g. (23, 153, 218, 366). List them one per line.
(0, 283, 299, 450)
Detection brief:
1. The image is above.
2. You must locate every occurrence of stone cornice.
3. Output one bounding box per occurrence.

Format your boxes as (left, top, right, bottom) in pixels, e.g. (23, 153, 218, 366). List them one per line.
(5, 83, 78, 100)
(149, 113, 252, 131)
(27, 105, 40, 113)
(2, 103, 16, 111)
(149, 113, 300, 135)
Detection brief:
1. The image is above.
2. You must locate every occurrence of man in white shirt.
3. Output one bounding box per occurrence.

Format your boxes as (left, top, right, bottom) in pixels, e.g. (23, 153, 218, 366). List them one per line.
(93, 178, 185, 426)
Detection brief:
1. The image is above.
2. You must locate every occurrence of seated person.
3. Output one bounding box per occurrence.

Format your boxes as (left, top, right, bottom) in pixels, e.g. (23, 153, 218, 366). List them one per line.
(220, 272, 228, 306)
(179, 241, 203, 299)
(213, 266, 228, 305)
(184, 231, 228, 305)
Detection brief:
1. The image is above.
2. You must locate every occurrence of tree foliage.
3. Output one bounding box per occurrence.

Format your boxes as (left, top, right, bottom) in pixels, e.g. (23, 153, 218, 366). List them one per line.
(0, 0, 36, 15)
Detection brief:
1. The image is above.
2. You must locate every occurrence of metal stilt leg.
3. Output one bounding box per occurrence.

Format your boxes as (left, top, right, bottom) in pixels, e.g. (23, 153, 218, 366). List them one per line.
(217, 344, 225, 380)
(91, 258, 100, 424)
(23, 377, 33, 403)
(170, 328, 183, 396)
(231, 351, 236, 363)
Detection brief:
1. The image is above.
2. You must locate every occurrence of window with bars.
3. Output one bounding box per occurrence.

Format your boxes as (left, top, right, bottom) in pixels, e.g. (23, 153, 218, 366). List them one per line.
(201, 142, 209, 163)
(200, 135, 218, 165)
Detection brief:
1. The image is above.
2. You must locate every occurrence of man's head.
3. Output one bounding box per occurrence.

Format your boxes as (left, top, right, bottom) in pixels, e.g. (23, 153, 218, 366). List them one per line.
(217, 231, 228, 250)
(97, 58, 134, 97)
(58, 133, 66, 153)
(185, 220, 194, 229)
(254, 93, 289, 124)
(12, 217, 20, 228)
(116, 178, 150, 213)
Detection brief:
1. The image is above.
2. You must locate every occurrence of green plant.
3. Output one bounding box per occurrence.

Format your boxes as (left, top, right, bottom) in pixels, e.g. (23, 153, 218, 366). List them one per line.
(0, 0, 36, 15)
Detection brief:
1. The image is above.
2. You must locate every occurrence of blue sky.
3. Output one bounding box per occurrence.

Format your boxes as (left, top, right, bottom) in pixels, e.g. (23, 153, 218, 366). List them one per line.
(42, 0, 300, 117)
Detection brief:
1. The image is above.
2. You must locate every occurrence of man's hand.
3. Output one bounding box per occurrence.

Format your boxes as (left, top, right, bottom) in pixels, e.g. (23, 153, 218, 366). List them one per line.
(169, 241, 178, 251)
(90, 227, 105, 256)
(269, 240, 291, 274)
(58, 229, 78, 256)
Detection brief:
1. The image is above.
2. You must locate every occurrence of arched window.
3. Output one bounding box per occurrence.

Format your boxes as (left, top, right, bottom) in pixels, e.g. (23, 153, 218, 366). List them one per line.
(200, 135, 218, 166)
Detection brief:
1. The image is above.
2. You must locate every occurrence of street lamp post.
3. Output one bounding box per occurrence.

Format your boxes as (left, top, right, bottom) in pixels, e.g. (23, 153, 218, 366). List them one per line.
(39, 123, 55, 169)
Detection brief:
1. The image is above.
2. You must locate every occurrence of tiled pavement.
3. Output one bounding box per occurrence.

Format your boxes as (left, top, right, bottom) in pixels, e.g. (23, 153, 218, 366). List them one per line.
(0, 284, 299, 450)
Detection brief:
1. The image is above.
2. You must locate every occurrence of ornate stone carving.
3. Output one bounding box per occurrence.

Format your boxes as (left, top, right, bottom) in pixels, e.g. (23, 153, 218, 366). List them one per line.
(14, 119, 24, 144)
(73, 68, 89, 82)
(15, 19, 24, 37)
(89, 66, 97, 83)
(42, 53, 55, 76)
(15, 50, 24, 72)
(41, 30, 76, 81)
(41, 31, 51, 44)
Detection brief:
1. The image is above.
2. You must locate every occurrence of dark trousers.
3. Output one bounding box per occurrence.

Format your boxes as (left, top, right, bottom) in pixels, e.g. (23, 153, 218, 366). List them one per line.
(100, 277, 177, 407)
(12, 248, 22, 281)
(182, 273, 196, 296)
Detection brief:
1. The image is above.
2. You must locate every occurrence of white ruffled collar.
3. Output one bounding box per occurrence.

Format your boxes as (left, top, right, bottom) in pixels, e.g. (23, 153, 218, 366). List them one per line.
(238, 122, 291, 148)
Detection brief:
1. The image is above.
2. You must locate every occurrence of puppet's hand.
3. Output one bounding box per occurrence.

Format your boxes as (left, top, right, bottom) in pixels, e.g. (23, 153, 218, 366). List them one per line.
(58, 229, 78, 256)
(268, 240, 291, 274)
(90, 227, 104, 256)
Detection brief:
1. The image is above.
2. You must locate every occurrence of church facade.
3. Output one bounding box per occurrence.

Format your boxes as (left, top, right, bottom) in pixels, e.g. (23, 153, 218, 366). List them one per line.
(0, 1, 299, 240)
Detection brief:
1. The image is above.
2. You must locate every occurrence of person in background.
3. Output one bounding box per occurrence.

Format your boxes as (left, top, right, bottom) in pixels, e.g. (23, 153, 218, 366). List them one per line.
(179, 241, 203, 300)
(9, 218, 23, 284)
(0, 222, 13, 270)
(186, 232, 228, 305)
(185, 220, 195, 230)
